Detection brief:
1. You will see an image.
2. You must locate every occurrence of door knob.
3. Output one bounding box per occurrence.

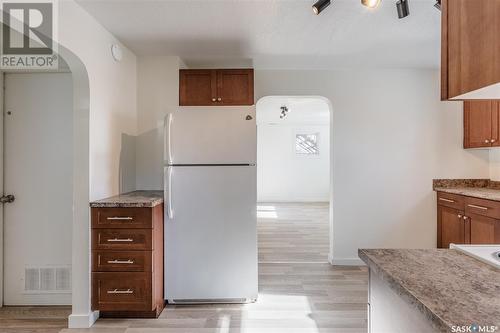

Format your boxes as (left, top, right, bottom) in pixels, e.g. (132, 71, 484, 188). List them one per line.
(485, 139, 490, 143)
(0, 195, 15, 204)
(492, 139, 496, 143)
(217, 97, 222, 102)
(212, 98, 216, 102)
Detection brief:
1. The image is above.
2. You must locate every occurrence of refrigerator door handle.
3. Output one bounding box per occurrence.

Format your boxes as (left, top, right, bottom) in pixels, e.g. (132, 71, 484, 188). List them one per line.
(165, 113, 173, 165)
(167, 166, 174, 219)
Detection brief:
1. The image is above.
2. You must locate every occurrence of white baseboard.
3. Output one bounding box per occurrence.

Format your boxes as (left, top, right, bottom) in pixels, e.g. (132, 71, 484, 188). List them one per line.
(329, 257, 365, 266)
(68, 311, 99, 328)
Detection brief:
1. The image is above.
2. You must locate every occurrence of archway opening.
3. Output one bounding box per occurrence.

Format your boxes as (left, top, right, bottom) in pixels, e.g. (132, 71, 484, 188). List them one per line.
(256, 96, 333, 263)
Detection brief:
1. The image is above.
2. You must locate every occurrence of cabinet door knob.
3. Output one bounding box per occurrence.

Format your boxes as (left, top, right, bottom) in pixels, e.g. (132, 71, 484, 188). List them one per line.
(458, 214, 462, 218)
(217, 97, 222, 102)
(463, 216, 468, 220)
(212, 98, 216, 102)
(492, 139, 496, 143)
(485, 139, 490, 143)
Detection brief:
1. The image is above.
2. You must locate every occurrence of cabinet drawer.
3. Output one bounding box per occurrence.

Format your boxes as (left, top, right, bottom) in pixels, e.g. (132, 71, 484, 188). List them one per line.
(92, 272, 152, 311)
(92, 251, 152, 272)
(465, 197, 500, 219)
(92, 229, 152, 251)
(92, 207, 152, 229)
(437, 192, 465, 210)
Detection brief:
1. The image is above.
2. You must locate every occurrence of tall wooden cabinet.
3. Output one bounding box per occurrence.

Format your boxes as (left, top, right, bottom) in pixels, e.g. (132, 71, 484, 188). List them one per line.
(179, 69, 254, 106)
(437, 192, 500, 248)
(464, 100, 500, 148)
(441, 0, 500, 100)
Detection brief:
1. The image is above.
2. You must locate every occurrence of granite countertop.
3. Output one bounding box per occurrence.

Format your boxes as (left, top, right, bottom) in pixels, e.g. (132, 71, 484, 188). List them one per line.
(433, 179, 500, 202)
(90, 190, 164, 208)
(359, 249, 500, 332)
(434, 187, 500, 201)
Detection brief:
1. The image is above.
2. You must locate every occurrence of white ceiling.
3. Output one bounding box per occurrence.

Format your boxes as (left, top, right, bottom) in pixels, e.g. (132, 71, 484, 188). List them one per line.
(76, 0, 441, 69)
(257, 96, 330, 125)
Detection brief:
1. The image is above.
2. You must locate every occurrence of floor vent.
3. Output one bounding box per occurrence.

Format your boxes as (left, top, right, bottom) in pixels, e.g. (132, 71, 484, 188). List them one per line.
(24, 266, 71, 293)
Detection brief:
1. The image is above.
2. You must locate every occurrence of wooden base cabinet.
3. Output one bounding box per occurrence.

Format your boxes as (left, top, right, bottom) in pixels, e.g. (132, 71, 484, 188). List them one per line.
(437, 192, 500, 248)
(91, 205, 164, 318)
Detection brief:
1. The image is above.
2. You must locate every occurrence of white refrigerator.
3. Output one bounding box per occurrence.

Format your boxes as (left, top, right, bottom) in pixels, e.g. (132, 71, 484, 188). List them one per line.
(164, 107, 258, 303)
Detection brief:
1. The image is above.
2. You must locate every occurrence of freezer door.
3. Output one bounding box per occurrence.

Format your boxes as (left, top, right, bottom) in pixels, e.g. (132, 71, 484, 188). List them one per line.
(165, 107, 256, 165)
(164, 165, 257, 301)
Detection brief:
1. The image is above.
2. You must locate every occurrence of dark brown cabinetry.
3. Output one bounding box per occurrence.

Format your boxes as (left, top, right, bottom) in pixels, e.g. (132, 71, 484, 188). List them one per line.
(179, 69, 254, 106)
(441, 0, 500, 100)
(91, 205, 164, 318)
(437, 192, 500, 248)
(464, 101, 500, 148)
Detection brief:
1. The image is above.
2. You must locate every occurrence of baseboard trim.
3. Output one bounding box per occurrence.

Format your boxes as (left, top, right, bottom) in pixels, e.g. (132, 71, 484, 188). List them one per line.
(68, 311, 99, 328)
(329, 257, 365, 266)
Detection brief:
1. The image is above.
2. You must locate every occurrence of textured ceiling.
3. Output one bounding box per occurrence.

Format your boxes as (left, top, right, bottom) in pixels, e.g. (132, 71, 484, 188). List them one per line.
(76, 0, 441, 69)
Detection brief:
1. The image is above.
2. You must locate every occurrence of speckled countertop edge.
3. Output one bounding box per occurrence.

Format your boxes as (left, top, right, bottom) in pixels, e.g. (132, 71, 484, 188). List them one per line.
(359, 249, 500, 333)
(90, 190, 164, 208)
(433, 179, 500, 202)
(359, 249, 451, 333)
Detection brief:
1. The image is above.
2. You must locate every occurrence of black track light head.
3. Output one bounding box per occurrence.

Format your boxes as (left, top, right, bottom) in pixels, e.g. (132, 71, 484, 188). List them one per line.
(396, 0, 410, 19)
(434, 0, 441, 11)
(312, 0, 331, 15)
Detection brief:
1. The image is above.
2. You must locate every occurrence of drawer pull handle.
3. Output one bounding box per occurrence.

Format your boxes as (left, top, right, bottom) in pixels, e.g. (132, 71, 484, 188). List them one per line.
(439, 198, 455, 203)
(107, 289, 133, 294)
(107, 238, 134, 242)
(107, 259, 134, 264)
(107, 217, 133, 221)
(467, 204, 488, 210)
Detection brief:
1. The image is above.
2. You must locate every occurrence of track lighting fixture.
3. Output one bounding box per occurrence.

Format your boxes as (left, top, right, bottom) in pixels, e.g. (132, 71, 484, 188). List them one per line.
(396, 0, 409, 19)
(434, 0, 441, 11)
(312, 0, 331, 15)
(361, 0, 381, 9)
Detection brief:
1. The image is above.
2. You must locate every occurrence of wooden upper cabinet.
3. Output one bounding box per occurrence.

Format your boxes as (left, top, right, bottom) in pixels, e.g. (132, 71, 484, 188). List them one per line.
(179, 70, 217, 106)
(464, 100, 499, 148)
(179, 69, 254, 106)
(441, 0, 500, 100)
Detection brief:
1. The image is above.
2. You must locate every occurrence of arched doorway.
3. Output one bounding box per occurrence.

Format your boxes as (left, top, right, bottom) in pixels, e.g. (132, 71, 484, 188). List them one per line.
(256, 96, 333, 263)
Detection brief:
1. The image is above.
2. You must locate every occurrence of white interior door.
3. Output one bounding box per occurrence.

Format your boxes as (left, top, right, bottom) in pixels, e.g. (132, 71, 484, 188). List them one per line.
(3, 73, 73, 305)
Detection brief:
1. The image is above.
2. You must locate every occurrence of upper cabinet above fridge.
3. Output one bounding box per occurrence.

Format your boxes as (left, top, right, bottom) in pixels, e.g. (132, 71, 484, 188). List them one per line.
(441, 0, 500, 100)
(179, 69, 254, 106)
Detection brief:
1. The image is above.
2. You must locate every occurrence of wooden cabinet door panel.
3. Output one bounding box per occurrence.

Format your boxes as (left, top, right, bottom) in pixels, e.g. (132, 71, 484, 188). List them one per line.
(469, 213, 500, 244)
(92, 229, 153, 251)
(438, 205, 465, 248)
(179, 70, 216, 106)
(442, 0, 500, 99)
(92, 272, 153, 311)
(464, 101, 494, 148)
(493, 101, 500, 147)
(216, 69, 254, 106)
(92, 207, 153, 229)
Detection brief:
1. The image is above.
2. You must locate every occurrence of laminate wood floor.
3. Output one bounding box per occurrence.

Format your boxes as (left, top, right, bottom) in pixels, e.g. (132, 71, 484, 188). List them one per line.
(1, 204, 368, 333)
(258, 202, 330, 263)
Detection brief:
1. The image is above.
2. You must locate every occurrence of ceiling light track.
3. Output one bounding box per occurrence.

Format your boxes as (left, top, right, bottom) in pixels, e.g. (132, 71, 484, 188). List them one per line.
(314, 0, 438, 19)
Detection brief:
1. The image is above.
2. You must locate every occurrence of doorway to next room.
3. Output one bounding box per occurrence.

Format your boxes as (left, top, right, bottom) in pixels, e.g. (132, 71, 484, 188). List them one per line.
(256, 96, 331, 263)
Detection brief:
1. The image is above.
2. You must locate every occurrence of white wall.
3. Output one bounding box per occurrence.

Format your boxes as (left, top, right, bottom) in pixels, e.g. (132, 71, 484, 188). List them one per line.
(136, 56, 182, 190)
(255, 69, 490, 265)
(257, 120, 330, 202)
(56, 1, 138, 328)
